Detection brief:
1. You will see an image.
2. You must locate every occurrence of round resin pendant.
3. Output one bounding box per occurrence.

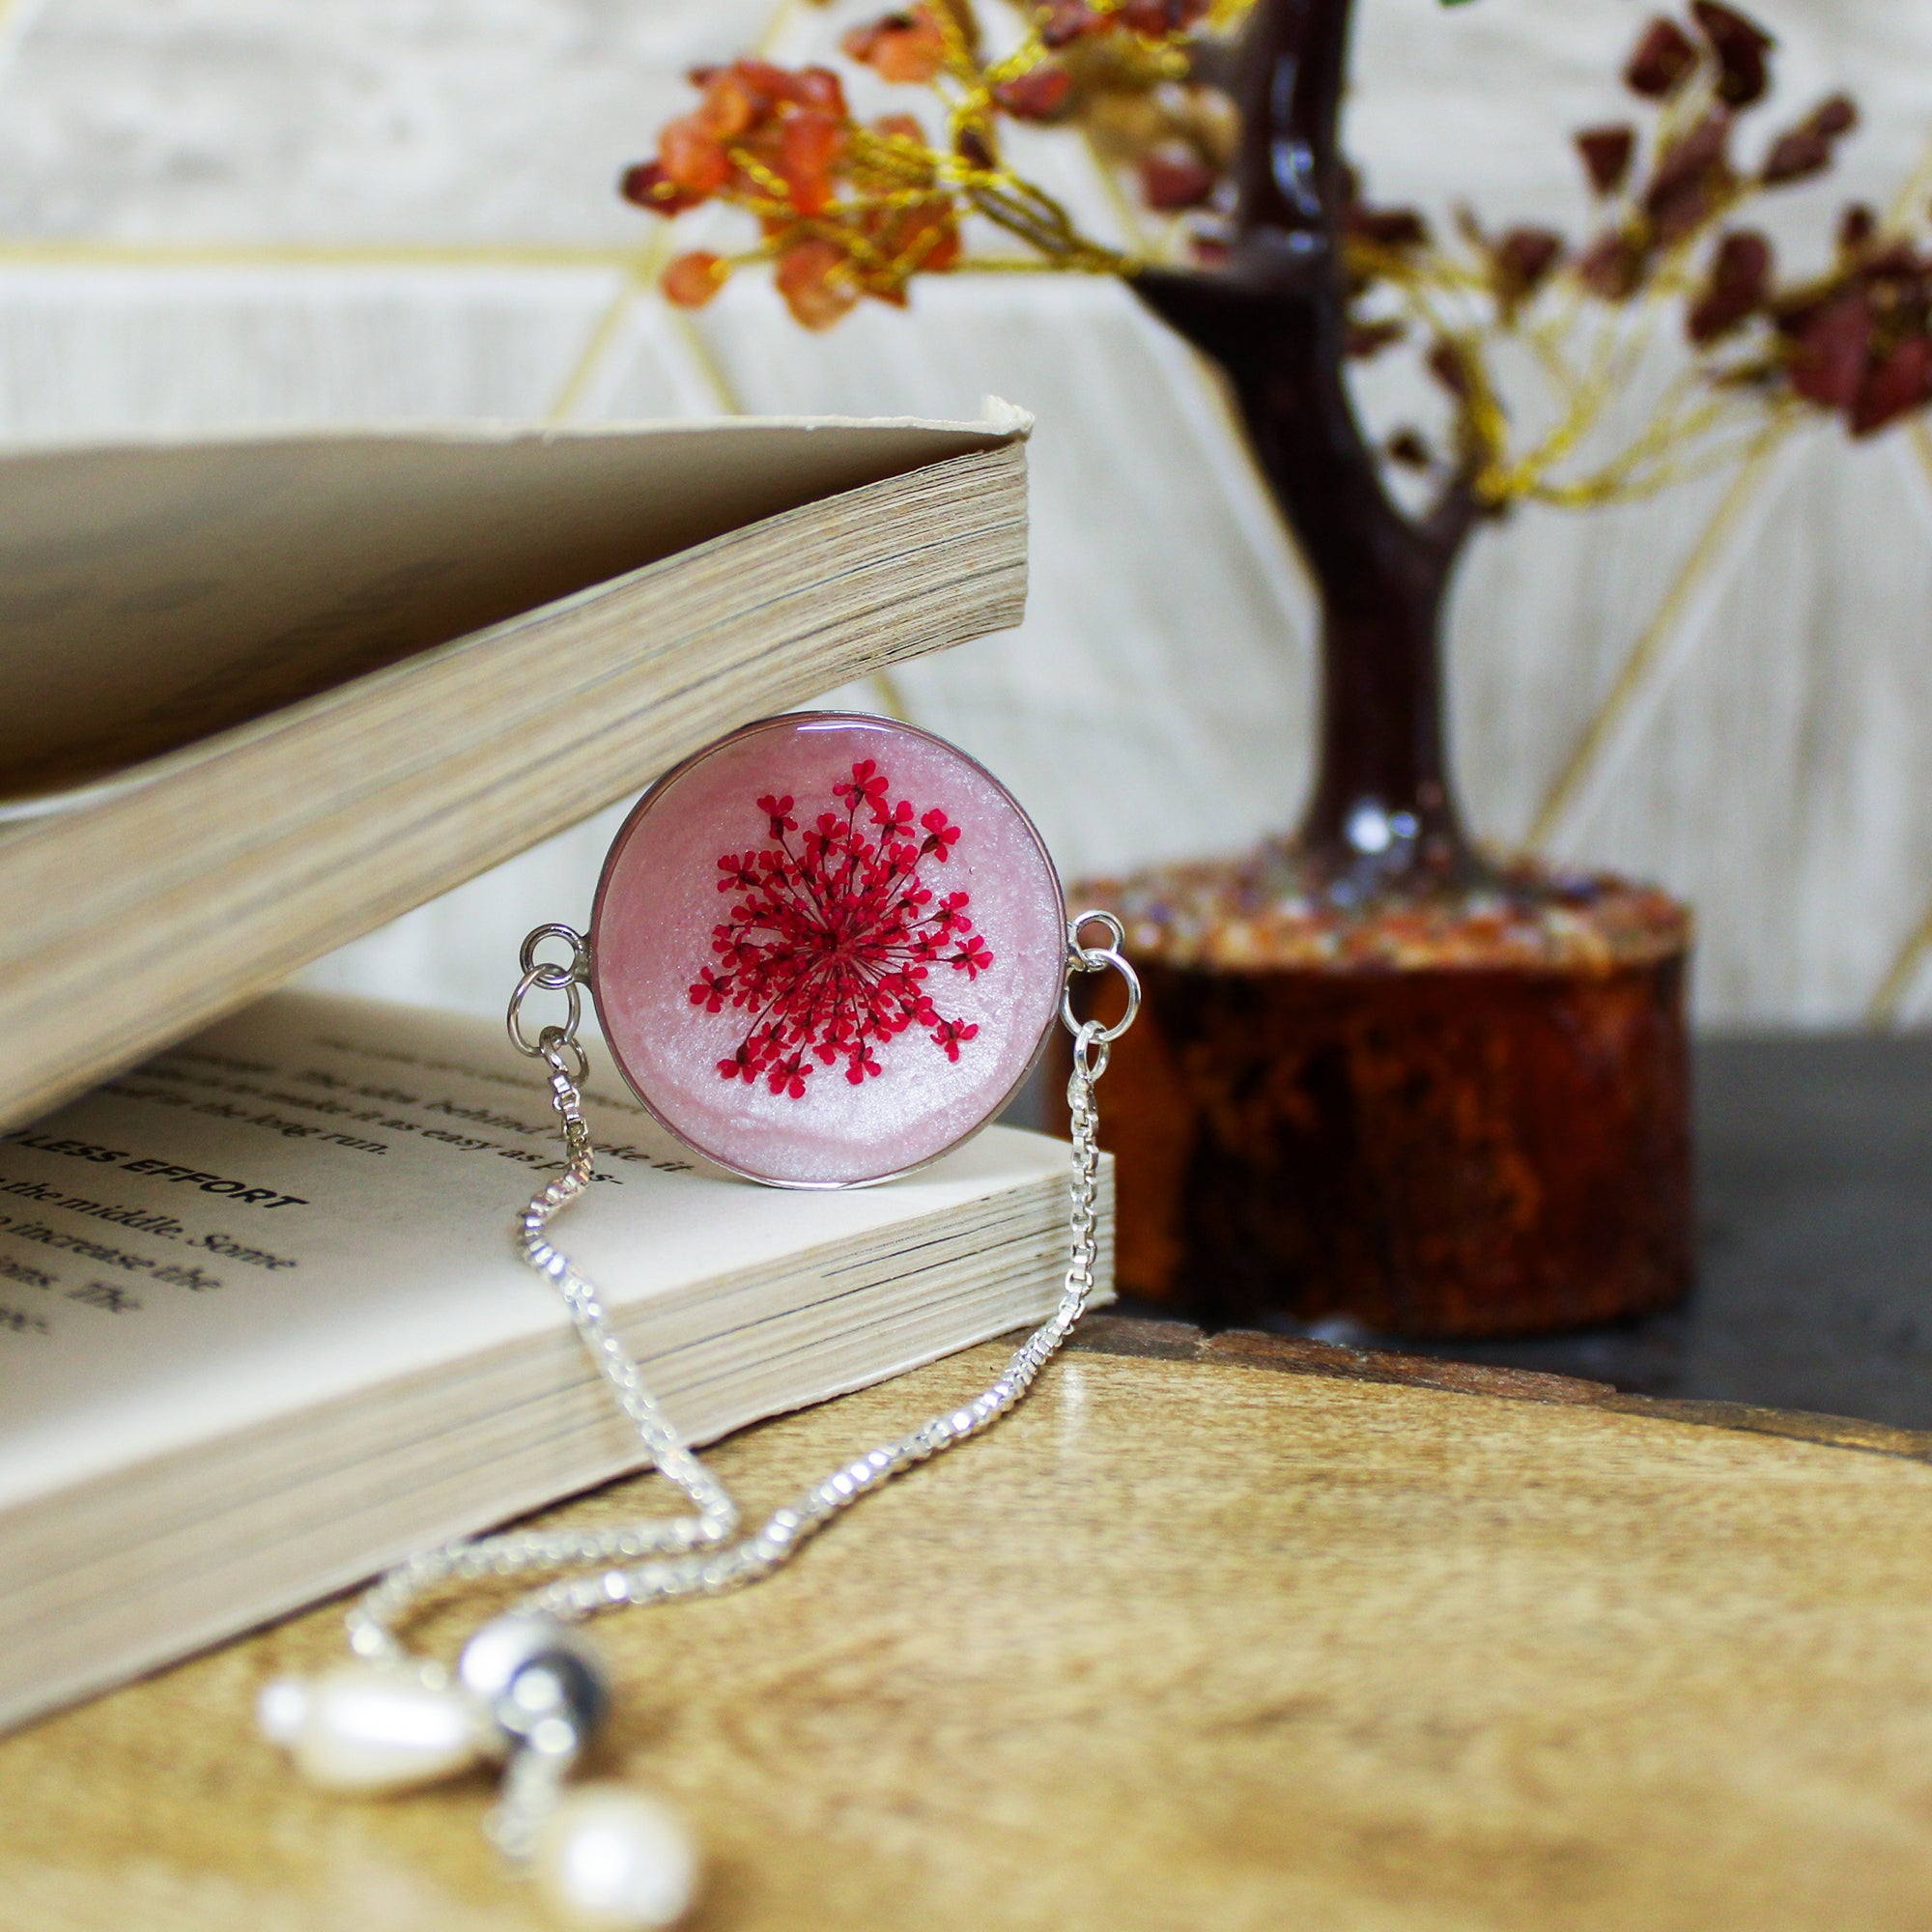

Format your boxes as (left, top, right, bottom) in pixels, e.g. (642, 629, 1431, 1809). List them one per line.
(589, 714, 1066, 1187)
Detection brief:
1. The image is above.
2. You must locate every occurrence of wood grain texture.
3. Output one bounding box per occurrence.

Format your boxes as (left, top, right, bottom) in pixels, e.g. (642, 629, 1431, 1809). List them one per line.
(10, 1319, 1932, 1931)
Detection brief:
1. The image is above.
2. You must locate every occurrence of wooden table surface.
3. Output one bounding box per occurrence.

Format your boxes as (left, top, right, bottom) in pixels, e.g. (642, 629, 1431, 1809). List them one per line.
(10, 1317, 1932, 1931)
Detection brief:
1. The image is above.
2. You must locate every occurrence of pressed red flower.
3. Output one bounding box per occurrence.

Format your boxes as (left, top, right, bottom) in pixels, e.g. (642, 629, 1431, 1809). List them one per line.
(930, 1018, 980, 1063)
(919, 805, 961, 859)
(690, 759, 996, 1098)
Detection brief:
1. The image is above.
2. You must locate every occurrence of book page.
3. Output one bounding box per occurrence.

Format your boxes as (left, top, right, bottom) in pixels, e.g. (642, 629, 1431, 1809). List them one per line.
(0, 412, 1020, 808)
(0, 990, 1062, 1515)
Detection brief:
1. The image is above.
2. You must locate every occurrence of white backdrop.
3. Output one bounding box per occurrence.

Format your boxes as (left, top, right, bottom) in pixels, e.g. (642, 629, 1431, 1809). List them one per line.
(4, 0, 1931, 1026)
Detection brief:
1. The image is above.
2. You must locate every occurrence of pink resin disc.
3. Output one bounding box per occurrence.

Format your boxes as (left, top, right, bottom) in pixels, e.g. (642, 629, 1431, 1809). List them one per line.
(590, 713, 1066, 1187)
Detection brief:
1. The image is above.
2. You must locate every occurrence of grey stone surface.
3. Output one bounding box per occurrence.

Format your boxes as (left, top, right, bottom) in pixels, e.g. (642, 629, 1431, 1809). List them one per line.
(1329, 1037, 1932, 1431)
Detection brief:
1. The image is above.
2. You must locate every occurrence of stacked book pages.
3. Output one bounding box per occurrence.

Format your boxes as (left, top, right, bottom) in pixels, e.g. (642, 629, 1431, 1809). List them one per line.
(0, 992, 1104, 1730)
(0, 404, 1031, 1130)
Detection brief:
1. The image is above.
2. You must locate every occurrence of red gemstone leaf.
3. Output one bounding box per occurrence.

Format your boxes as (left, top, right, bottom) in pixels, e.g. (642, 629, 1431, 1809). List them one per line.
(1577, 126, 1636, 198)
(1626, 17, 1698, 99)
(1386, 428, 1434, 469)
(1492, 227, 1565, 317)
(1839, 204, 1877, 257)
(1853, 334, 1932, 437)
(1690, 1, 1775, 109)
(995, 64, 1074, 122)
(1139, 146, 1219, 211)
(1118, 0, 1211, 33)
(1426, 338, 1472, 398)
(1347, 318, 1406, 360)
(1350, 206, 1432, 251)
(1577, 228, 1651, 300)
(1644, 109, 1733, 245)
(619, 160, 708, 217)
(1688, 228, 1772, 343)
(663, 251, 727, 310)
(1762, 95, 1859, 186)
(842, 10, 949, 85)
(1789, 293, 1874, 411)
(775, 240, 859, 329)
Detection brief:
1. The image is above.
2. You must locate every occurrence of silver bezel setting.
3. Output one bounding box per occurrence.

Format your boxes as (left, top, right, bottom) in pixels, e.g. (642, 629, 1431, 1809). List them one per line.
(587, 711, 1067, 1191)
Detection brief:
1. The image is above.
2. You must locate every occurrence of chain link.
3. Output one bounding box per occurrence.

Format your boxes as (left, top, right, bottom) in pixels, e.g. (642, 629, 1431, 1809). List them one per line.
(506, 926, 588, 1064)
(348, 913, 1137, 1852)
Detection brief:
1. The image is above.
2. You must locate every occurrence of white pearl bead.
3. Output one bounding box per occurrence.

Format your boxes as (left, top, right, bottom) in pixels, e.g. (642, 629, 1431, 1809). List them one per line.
(256, 1677, 309, 1747)
(536, 1785, 698, 1928)
(273, 1665, 483, 1793)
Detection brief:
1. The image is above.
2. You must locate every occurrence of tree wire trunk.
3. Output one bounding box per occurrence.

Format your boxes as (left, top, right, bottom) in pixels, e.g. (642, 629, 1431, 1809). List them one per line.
(1131, 0, 1485, 889)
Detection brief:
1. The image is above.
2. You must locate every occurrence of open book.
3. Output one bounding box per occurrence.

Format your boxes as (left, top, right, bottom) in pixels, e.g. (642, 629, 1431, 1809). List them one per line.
(0, 990, 1107, 1732)
(0, 406, 1030, 1132)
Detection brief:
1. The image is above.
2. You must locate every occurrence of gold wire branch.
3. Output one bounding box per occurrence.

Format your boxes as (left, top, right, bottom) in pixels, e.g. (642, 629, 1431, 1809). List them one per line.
(634, 2, 1928, 508)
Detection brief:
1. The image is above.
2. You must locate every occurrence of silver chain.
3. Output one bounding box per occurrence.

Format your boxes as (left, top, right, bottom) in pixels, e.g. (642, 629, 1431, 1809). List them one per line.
(344, 911, 1138, 1856)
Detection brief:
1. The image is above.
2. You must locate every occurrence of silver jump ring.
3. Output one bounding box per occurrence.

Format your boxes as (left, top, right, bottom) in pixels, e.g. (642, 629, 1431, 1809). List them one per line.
(1061, 908, 1141, 1045)
(1068, 1018, 1111, 1084)
(1068, 910, 1125, 961)
(508, 968, 582, 1060)
(539, 1027, 591, 1088)
(519, 923, 589, 990)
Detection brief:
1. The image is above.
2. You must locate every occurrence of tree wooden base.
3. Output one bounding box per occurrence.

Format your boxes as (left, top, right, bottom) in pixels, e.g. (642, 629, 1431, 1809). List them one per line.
(1065, 853, 1692, 1337)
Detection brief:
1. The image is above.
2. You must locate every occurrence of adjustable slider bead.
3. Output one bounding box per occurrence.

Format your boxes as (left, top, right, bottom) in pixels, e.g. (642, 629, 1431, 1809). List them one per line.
(460, 1614, 611, 1758)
